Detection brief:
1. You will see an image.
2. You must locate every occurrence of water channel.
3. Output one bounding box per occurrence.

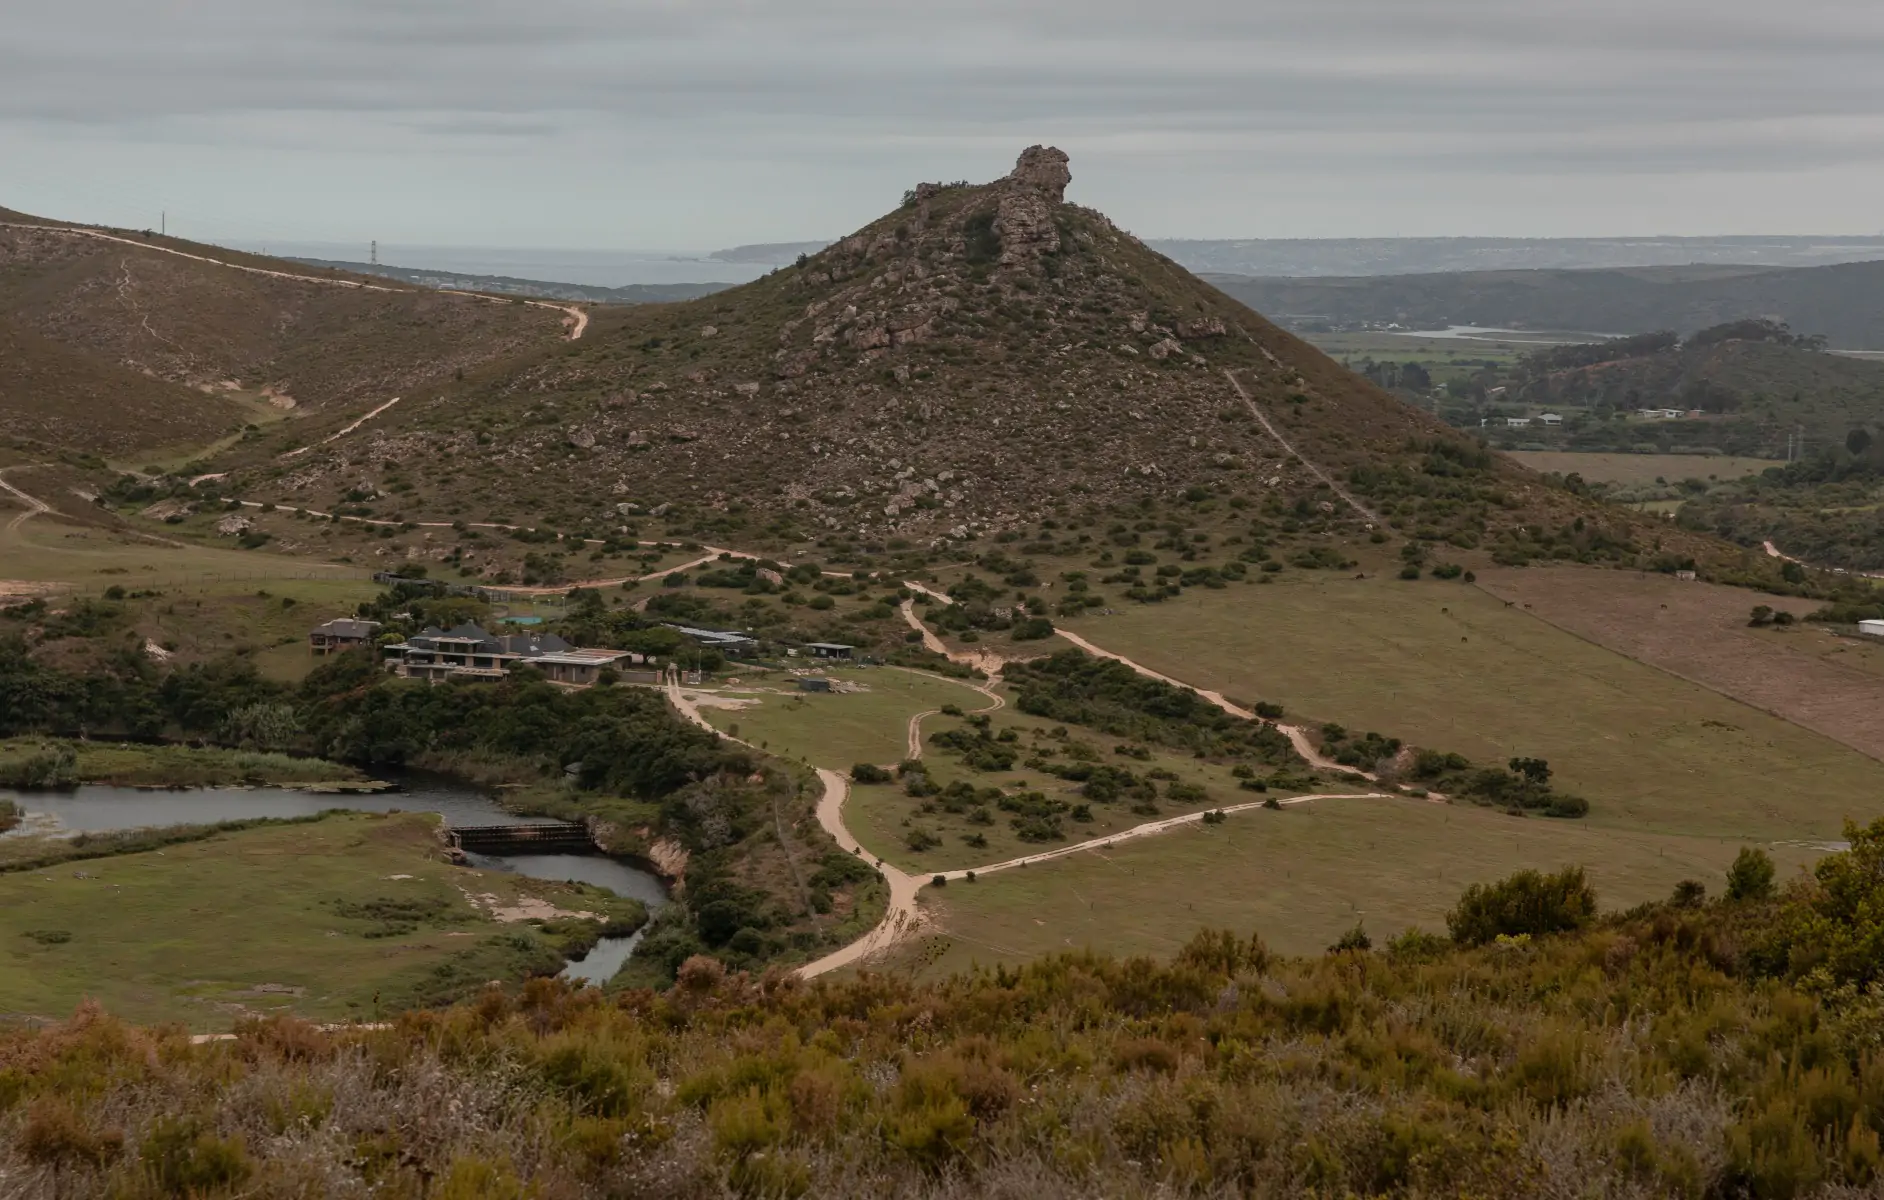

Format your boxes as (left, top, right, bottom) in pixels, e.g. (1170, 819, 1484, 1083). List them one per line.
(0, 771, 667, 984)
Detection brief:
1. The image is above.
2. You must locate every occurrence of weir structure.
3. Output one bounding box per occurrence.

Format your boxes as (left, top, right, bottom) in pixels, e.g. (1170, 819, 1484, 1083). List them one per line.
(449, 822, 595, 855)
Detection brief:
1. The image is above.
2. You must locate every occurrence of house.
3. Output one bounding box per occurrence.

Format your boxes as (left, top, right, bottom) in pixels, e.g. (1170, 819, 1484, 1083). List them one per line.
(530, 647, 635, 686)
(309, 618, 382, 655)
(1538, 413, 1563, 427)
(1636, 408, 1686, 421)
(804, 642, 855, 660)
(381, 623, 637, 685)
(1504, 416, 1532, 428)
(381, 623, 522, 682)
(1859, 620, 1884, 639)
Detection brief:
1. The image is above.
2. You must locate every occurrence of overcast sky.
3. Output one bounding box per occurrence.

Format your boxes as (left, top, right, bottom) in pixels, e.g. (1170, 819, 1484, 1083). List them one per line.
(6, 0, 1884, 250)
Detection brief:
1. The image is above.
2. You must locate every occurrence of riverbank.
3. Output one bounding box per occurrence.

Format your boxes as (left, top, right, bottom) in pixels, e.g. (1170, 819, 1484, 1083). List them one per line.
(0, 811, 648, 1028)
(0, 738, 372, 790)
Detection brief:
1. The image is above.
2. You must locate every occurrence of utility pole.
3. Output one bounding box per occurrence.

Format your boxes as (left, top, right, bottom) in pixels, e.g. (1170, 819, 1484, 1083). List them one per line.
(370, 240, 378, 266)
(160, 211, 165, 236)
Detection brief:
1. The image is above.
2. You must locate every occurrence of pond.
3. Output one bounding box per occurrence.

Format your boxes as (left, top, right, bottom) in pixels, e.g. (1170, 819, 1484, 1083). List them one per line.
(1, 770, 669, 984)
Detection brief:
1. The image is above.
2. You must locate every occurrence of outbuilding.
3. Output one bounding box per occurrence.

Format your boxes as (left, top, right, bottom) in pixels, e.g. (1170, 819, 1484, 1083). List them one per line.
(797, 677, 833, 693)
(1859, 620, 1884, 639)
(805, 642, 855, 660)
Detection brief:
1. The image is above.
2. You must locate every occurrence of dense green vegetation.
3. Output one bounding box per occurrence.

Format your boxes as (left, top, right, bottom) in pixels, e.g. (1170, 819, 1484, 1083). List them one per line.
(14, 829, 1884, 1197)
(1006, 650, 1297, 764)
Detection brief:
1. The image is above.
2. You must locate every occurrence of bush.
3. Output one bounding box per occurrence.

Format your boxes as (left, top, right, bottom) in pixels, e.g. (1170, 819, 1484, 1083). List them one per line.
(1726, 846, 1776, 902)
(1327, 923, 1371, 953)
(851, 762, 891, 784)
(1010, 616, 1055, 641)
(905, 827, 941, 853)
(1446, 867, 1597, 946)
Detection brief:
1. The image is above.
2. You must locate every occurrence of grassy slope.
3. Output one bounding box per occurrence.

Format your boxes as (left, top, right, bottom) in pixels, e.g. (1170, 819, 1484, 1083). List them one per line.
(906, 797, 1825, 969)
(0, 317, 253, 456)
(1058, 575, 1884, 842)
(0, 813, 631, 1028)
(0, 215, 567, 456)
(1506, 451, 1784, 486)
(699, 667, 989, 767)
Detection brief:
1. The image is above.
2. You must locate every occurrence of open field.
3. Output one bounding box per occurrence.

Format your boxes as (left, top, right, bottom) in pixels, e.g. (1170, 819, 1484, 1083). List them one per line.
(0, 813, 642, 1028)
(697, 667, 993, 767)
(896, 796, 1827, 973)
(1058, 575, 1884, 843)
(1477, 566, 1884, 763)
(0, 503, 365, 594)
(1506, 451, 1785, 485)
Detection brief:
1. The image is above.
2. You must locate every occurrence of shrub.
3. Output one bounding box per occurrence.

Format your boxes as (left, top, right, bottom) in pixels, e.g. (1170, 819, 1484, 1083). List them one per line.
(1446, 867, 1597, 946)
(1011, 616, 1055, 641)
(1727, 846, 1777, 902)
(851, 762, 891, 784)
(1327, 922, 1372, 954)
(905, 827, 941, 853)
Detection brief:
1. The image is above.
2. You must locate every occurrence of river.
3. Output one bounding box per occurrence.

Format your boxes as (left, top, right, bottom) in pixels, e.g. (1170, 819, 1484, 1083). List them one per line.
(0, 771, 667, 985)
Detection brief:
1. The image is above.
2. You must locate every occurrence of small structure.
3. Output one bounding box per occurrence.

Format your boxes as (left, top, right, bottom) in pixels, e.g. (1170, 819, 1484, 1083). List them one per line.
(309, 617, 382, 655)
(797, 677, 833, 693)
(1538, 413, 1563, 427)
(1675, 570, 1698, 581)
(1859, 620, 1884, 639)
(804, 642, 855, 660)
(665, 624, 760, 657)
(1504, 416, 1531, 428)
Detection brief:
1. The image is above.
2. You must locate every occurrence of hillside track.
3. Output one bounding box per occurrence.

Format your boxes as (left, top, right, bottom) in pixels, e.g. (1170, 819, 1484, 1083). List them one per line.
(0, 221, 588, 340)
(1223, 366, 1381, 526)
(0, 467, 53, 533)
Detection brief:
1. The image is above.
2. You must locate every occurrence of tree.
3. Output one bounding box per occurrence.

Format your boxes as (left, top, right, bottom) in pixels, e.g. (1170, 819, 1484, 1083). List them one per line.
(1447, 866, 1596, 946)
(1726, 847, 1776, 902)
(1508, 757, 1551, 786)
(1848, 429, 1873, 457)
(1749, 605, 1775, 627)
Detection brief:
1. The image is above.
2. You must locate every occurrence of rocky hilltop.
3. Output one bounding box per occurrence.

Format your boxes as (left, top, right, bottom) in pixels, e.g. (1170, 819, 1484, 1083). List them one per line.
(224, 148, 1550, 550)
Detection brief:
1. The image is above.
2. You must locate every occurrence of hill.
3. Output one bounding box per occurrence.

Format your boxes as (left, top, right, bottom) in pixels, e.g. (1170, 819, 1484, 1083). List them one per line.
(0, 209, 573, 457)
(185, 147, 1745, 585)
(1429, 322, 1884, 459)
(1212, 259, 1884, 350)
(287, 258, 731, 305)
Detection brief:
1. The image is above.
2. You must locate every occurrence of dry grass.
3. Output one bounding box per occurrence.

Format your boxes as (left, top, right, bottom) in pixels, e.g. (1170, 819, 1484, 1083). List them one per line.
(1058, 575, 1884, 843)
(901, 796, 1823, 969)
(1477, 566, 1884, 763)
(1506, 451, 1783, 486)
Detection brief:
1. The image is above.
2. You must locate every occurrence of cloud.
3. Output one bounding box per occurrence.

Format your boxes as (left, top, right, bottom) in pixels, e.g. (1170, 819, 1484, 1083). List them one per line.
(3, 0, 1882, 243)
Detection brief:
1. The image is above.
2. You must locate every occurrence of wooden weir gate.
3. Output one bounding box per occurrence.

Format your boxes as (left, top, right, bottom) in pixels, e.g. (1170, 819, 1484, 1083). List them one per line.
(449, 822, 595, 855)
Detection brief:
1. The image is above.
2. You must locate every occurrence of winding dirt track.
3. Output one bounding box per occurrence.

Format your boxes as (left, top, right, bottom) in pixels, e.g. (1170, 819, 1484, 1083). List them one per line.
(0, 221, 588, 339)
(0, 469, 52, 533)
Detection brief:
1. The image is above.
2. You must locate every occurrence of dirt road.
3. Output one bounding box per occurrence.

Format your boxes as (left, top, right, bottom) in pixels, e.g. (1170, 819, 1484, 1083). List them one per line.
(1052, 627, 1361, 776)
(0, 469, 53, 533)
(939, 789, 1394, 881)
(798, 768, 926, 978)
(0, 221, 587, 340)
